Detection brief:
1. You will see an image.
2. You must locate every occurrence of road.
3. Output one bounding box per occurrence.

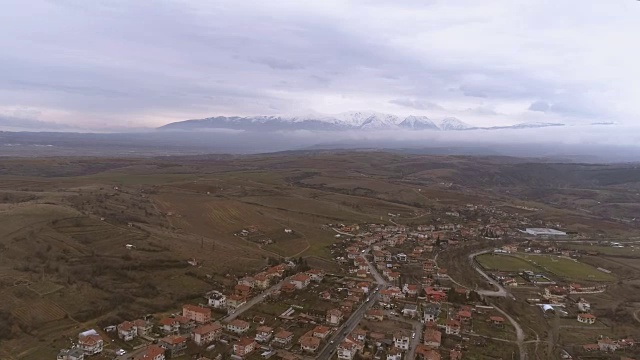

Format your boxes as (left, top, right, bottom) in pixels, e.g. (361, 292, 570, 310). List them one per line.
(467, 250, 512, 298)
(493, 304, 526, 360)
(223, 280, 286, 322)
(317, 249, 386, 359)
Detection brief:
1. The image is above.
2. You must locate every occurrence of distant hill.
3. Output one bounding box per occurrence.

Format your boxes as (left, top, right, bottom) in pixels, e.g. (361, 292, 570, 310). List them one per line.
(158, 111, 571, 132)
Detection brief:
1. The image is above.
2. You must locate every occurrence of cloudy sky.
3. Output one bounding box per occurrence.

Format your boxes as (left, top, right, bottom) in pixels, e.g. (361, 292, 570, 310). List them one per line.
(1, 0, 639, 130)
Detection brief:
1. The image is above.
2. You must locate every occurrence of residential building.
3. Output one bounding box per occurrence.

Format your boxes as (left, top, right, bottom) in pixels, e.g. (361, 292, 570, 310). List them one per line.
(159, 318, 179, 335)
(290, 273, 311, 289)
(300, 336, 321, 353)
(577, 299, 591, 312)
(254, 274, 270, 289)
(386, 347, 402, 360)
(312, 325, 331, 339)
(423, 303, 440, 323)
(206, 291, 227, 309)
(598, 338, 619, 352)
(402, 304, 419, 318)
(158, 335, 187, 358)
(393, 332, 410, 350)
(273, 330, 294, 347)
(227, 319, 250, 334)
(326, 309, 343, 326)
(233, 337, 257, 357)
(445, 320, 461, 335)
(78, 330, 104, 355)
(456, 310, 472, 324)
(337, 341, 357, 360)
(235, 284, 252, 298)
(489, 316, 505, 328)
(191, 323, 222, 346)
(182, 304, 212, 324)
(255, 326, 274, 343)
(117, 321, 137, 341)
(227, 294, 247, 311)
(423, 328, 441, 348)
(365, 309, 384, 321)
(133, 319, 153, 337)
(306, 269, 326, 282)
(577, 313, 596, 324)
(57, 348, 85, 360)
(133, 345, 165, 360)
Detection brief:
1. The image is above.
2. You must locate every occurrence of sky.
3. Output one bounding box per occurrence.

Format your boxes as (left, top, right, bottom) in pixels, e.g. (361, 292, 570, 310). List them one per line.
(1, 0, 639, 131)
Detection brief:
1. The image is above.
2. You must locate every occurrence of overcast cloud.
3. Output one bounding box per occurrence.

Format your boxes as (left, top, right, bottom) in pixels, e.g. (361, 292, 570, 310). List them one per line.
(1, 0, 639, 130)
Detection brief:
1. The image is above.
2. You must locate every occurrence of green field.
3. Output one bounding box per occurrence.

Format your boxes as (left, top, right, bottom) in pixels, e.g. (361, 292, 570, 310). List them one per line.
(476, 254, 536, 272)
(565, 244, 640, 257)
(517, 254, 616, 282)
(477, 253, 616, 282)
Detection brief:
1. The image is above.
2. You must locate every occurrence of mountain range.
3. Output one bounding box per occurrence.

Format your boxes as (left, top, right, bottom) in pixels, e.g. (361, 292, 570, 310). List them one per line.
(158, 111, 575, 132)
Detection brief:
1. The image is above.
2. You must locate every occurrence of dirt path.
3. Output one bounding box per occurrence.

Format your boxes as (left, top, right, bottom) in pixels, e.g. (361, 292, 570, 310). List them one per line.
(633, 309, 640, 324)
(493, 304, 527, 360)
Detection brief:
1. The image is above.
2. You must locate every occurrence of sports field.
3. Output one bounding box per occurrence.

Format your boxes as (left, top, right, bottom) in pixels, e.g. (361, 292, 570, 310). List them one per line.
(476, 254, 536, 272)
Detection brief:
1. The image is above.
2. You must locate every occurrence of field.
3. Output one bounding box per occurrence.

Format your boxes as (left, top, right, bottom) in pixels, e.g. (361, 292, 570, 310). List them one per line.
(476, 254, 536, 272)
(0, 151, 639, 358)
(515, 254, 616, 282)
(476, 253, 616, 282)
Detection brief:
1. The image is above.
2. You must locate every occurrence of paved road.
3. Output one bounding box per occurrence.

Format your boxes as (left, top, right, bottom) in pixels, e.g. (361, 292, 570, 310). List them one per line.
(317, 249, 386, 359)
(493, 304, 526, 360)
(467, 250, 512, 298)
(223, 280, 285, 322)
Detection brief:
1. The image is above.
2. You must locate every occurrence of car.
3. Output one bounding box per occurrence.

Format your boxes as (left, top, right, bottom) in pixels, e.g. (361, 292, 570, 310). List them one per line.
(116, 349, 127, 356)
(330, 340, 335, 344)
(412, 332, 415, 339)
(366, 297, 370, 302)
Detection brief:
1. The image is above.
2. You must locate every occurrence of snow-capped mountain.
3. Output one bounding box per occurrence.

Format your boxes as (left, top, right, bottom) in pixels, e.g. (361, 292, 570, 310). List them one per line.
(158, 111, 566, 132)
(437, 117, 470, 130)
(399, 116, 439, 130)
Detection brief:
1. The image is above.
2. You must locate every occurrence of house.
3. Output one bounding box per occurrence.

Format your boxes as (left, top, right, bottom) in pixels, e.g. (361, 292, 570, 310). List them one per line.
(425, 287, 447, 302)
(577, 299, 591, 312)
(191, 323, 222, 346)
(238, 276, 255, 288)
(423, 303, 440, 323)
(57, 348, 85, 360)
(489, 316, 505, 328)
(356, 269, 368, 278)
(403, 284, 419, 297)
(397, 253, 407, 262)
(306, 269, 326, 282)
(273, 330, 294, 347)
(326, 309, 343, 326)
(78, 330, 104, 355)
(206, 291, 227, 309)
(133, 319, 153, 337)
(449, 349, 463, 360)
(337, 341, 358, 360)
(117, 321, 137, 341)
(365, 309, 384, 321)
(300, 335, 321, 353)
(418, 348, 442, 360)
(386, 347, 403, 360)
(351, 328, 367, 343)
(183, 304, 212, 324)
(158, 335, 188, 358)
(227, 294, 247, 311)
(393, 332, 410, 350)
(402, 304, 419, 318)
(159, 318, 180, 335)
(174, 315, 195, 334)
(235, 284, 252, 298)
(445, 320, 461, 335)
(233, 337, 257, 357)
(255, 326, 274, 343)
(312, 325, 331, 339)
(254, 274, 270, 289)
(423, 328, 441, 348)
(577, 313, 596, 324)
(290, 273, 311, 289)
(227, 319, 250, 334)
(456, 310, 472, 324)
(598, 337, 619, 352)
(133, 345, 165, 360)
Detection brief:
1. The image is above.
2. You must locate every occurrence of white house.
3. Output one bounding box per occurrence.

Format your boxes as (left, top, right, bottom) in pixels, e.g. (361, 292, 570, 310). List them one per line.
(207, 291, 227, 309)
(393, 332, 410, 351)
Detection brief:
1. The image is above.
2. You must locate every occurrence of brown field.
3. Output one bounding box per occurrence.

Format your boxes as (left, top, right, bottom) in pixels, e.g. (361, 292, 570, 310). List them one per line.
(0, 152, 639, 357)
